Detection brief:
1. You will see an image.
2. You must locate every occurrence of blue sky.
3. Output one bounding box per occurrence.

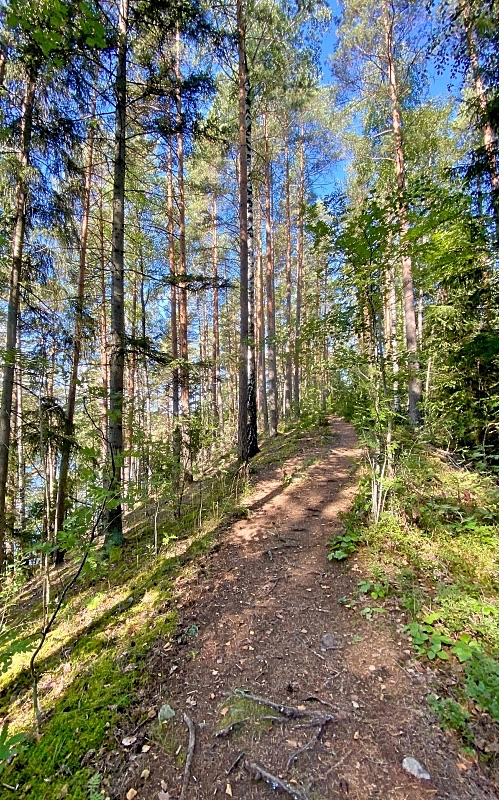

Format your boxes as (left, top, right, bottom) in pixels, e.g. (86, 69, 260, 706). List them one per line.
(312, 4, 463, 196)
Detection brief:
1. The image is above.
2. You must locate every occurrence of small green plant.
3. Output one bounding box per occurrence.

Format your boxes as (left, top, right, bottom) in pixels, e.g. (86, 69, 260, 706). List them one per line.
(403, 618, 453, 660)
(465, 654, 499, 722)
(0, 628, 38, 674)
(327, 527, 361, 560)
(232, 505, 251, 519)
(450, 634, 480, 663)
(87, 772, 102, 800)
(427, 695, 471, 736)
(358, 579, 389, 599)
(360, 606, 386, 621)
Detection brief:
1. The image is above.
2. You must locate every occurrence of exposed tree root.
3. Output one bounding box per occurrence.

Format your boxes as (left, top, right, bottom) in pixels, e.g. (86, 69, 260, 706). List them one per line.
(233, 689, 335, 725)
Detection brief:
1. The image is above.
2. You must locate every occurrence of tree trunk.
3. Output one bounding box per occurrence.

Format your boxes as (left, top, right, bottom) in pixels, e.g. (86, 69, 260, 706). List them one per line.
(16, 355, 25, 536)
(0, 46, 6, 87)
(237, 0, 258, 461)
(107, 0, 128, 547)
(257, 252, 269, 432)
(140, 273, 151, 490)
(167, 134, 181, 465)
(263, 113, 278, 436)
(293, 130, 304, 418)
(382, 0, 421, 426)
(55, 101, 96, 563)
(176, 31, 190, 475)
(211, 194, 223, 434)
(124, 263, 137, 499)
(283, 138, 293, 418)
(0, 72, 35, 575)
(99, 183, 109, 467)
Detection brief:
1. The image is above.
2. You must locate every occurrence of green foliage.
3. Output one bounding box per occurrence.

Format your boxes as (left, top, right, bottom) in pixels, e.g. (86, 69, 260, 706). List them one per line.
(0, 628, 38, 675)
(465, 654, 499, 723)
(0, 723, 26, 764)
(327, 527, 361, 561)
(358, 579, 389, 599)
(330, 431, 499, 757)
(403, 619, 453, 660)
(427, 695, 471, 737)
(6, 0, 107, 70)
(327, 504, 365, 561)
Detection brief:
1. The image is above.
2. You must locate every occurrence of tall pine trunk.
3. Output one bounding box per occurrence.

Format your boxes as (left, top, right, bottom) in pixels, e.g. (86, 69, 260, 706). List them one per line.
(293, 130, 304, 418)
(176, 31, 190, 475)
(107, 0, 128, 546)
(464, 12, 499, 230)
(257, 251, 269, 432)
(0, 72, 35, 574)
(211, 195, 223, 433)
(263, 113, 278, 436)
(283, 139, 293, 418)
(167, 135, 181, 463)
(382, 0, 421, 426)
(99, 183, 109, 467)
(237, 0, 258, 461)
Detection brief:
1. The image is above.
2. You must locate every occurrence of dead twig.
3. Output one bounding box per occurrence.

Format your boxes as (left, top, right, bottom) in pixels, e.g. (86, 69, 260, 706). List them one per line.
(246, 762, 310, 800)
(286, 739, 316, 770)
(265, 542, 300, 552)
(226, 751, 245, 775)
(325, 748, 353, 778)
(233, 690, 310, 719)
(179, 713, 195, 800)
(214, 718, 249, 738)
(294, 635, 326, 662)
(304, 695, 338, 711)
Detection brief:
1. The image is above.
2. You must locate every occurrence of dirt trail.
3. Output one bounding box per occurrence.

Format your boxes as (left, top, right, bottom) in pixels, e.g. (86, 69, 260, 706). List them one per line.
(110, 418, 497, 800)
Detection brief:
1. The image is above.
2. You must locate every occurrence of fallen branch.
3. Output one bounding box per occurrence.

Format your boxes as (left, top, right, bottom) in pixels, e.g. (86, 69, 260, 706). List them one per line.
(246, 762, 310, 800)
(179, 713, 195, 800)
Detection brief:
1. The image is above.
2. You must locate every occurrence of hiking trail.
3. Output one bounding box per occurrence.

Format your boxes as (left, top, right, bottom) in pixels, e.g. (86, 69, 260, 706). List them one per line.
(105, 418, 497, 800)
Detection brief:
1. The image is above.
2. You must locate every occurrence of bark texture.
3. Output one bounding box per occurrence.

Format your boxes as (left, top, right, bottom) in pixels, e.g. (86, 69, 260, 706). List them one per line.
(264, 114, 278, 437)
(237, 0, 258, 461)
(107, 0, 129, 546)
(382, 0, 421, 426)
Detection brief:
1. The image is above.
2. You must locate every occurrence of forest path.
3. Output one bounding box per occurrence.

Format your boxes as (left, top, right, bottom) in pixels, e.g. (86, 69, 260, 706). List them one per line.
(111, 418, 497, 800)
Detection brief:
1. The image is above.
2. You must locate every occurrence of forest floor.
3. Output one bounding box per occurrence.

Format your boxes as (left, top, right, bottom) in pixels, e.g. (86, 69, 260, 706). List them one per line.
(104, 418, 498, 800)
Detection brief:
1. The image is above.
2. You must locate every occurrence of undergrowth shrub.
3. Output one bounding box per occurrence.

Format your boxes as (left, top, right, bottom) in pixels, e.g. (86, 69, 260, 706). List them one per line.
(328, 431, 499, 755)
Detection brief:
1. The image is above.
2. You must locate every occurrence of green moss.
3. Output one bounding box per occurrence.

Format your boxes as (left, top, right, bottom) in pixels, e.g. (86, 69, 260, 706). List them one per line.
(216, 694, 280, 739)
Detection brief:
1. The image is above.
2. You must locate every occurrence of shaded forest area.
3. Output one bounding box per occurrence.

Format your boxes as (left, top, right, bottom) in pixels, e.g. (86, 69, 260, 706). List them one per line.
(0, 0, 498, 795)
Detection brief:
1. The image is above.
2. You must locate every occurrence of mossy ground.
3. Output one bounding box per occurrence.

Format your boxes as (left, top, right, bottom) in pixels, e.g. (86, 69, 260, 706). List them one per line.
(332, 441, 499, 760)
(0, 419, 324, 799)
